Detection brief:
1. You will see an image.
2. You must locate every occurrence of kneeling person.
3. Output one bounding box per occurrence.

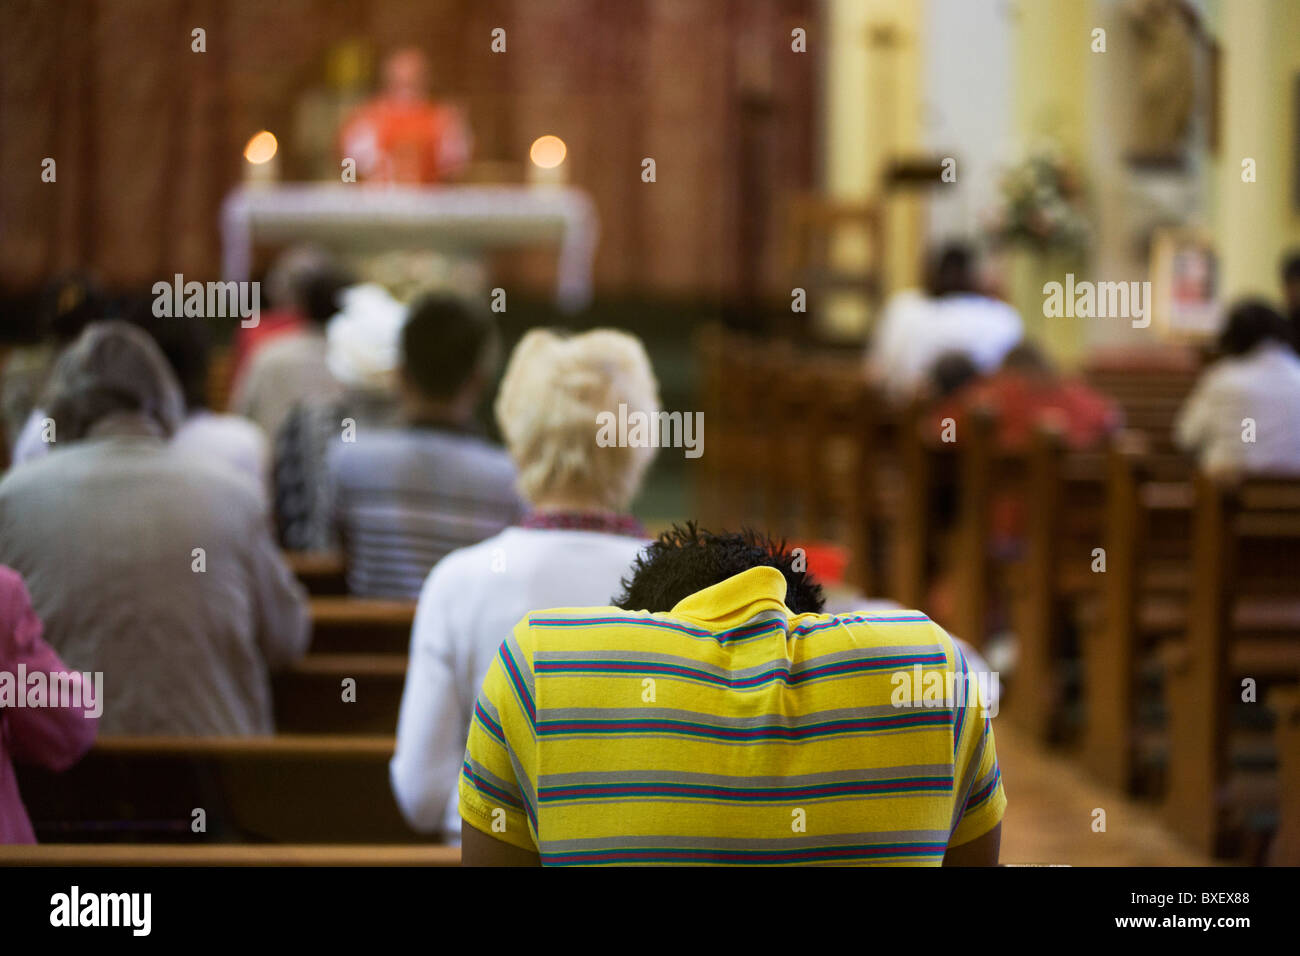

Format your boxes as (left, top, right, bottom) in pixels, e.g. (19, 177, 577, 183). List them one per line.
(459, 524, 1005, 866)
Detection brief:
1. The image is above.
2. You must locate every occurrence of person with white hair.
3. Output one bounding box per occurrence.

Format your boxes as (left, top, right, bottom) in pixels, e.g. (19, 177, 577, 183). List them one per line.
(0, 322, 310, 735)
(390, 327, 660, 840)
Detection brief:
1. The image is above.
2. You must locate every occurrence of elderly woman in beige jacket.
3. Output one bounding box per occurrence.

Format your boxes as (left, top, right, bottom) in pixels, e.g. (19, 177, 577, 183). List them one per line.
(0, 322, 310, 735)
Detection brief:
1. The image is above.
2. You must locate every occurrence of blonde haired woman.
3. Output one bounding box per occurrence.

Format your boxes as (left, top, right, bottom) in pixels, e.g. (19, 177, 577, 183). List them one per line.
(391, 328, 660, 839)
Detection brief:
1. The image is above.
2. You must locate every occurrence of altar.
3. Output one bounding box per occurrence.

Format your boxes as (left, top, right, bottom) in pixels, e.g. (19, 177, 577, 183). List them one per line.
(220, 184, 600, 312)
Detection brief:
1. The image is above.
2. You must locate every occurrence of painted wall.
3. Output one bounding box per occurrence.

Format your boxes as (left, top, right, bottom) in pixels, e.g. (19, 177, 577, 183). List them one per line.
(821, 0, 924, 338)
(922, 0, 1013, 245)
(1211, 0, 1300, 302)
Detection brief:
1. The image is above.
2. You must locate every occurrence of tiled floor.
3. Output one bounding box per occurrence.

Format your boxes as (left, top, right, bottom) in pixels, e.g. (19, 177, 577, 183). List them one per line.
(994, 720, 1212, 866)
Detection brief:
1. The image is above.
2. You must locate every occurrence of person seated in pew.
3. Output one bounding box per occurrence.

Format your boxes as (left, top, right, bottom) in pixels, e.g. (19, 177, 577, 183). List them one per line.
(867, 242, 1024, 404)
(329, 293, 522, 598)
(924, 343, 1119, 651)
(459, 523, 1004, 867)
(10, 303, 271, 496)
(229, 254, 352, 445)
(935, 342, 1120, 452)
(275, 282, 407, 551)
(228, 244, 331, 383)
(0, 322, 310, 735)
(0, 566, 98, 844)
(1175, 299, 1300, 481)
(391, 328, 658, 839)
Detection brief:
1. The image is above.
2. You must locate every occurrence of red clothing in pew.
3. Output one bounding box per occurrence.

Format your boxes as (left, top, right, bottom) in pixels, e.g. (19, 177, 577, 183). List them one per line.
(938, 372, 1121, 454)
(0, 566, 98, 844)
(937, 371, 1120, 544)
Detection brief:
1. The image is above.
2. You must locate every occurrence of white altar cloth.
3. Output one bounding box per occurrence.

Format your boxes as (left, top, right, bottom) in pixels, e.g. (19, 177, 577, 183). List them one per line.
(220, 184, 599, 312)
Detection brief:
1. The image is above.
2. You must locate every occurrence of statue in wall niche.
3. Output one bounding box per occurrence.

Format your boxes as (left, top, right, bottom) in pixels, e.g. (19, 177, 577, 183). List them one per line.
(1123, 0, 1198, 167)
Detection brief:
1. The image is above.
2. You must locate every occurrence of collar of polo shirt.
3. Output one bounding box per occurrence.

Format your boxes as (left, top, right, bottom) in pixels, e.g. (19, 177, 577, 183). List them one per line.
(669, 566, 791, 626)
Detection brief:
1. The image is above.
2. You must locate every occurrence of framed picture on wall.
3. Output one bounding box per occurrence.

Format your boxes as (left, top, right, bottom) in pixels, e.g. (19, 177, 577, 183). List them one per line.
(1149, 227, 1219, 340)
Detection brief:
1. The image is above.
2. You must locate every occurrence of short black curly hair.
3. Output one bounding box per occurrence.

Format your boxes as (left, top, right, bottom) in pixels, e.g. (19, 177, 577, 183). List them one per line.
(613, 522, 825, 614)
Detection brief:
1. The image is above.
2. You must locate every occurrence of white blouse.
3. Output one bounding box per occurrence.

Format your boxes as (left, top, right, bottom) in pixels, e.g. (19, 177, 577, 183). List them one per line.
(1175, 342, 1300, 478)
(389, 525, 648, 839)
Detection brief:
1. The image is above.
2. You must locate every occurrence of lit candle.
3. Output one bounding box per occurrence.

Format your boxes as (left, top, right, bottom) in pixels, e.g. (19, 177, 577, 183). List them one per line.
(243, 130, 280, 187)
(527, 134, 568, 186)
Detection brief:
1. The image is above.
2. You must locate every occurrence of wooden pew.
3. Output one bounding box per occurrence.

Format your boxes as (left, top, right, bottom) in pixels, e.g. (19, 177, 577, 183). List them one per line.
(698, 328, 775, 532)
(1008, 427, 1108, 742)
(949, 358, 1197, 658)
(1269, 684, 1300, 865)
(1081, 437, 1195, 792)
(285, 550, 347, 595)
(16, 736, 429, 844)
(769, 354, 903, 599)
(782, 360, 890, 594)
(762, 353, 822, 540)
(0, 844, 459, 866)
(698, 328, 912, 599)
(848, 381, 904, 600)
(1083, 360, 1198, 455)
(948, 406, 1040, 649)
(309, 596, 415, 654)
(1164, 473, 1300, 857)
(695, 324, 739, 529)
(273, 654, 406, 734)
(889, 403, 958, 611)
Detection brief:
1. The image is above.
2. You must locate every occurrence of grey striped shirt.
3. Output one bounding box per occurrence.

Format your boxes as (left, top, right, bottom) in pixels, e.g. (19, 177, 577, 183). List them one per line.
(330, 427, 524, 599)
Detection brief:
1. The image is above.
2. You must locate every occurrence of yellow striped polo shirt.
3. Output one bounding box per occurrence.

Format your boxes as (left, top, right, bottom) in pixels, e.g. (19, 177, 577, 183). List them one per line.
(459, 566, 1005, 865)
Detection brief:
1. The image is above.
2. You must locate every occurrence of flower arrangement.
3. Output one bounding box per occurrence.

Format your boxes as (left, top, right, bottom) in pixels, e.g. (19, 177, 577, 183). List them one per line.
(988, 151, 1091, 255)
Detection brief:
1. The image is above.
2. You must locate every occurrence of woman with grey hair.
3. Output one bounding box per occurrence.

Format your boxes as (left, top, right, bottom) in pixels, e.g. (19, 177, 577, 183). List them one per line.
(0, 322, 311, 735)
(391, 327, 660, 840)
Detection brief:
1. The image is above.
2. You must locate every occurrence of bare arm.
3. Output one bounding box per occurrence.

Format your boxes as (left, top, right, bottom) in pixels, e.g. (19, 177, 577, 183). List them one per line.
(942, 822, 1001, 866)
(461, 819, 541, 867)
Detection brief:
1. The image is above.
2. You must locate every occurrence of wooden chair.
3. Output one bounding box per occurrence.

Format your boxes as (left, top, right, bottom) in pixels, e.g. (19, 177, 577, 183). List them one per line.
(781, 195, 885, 322)
(16, 736, 429, 844)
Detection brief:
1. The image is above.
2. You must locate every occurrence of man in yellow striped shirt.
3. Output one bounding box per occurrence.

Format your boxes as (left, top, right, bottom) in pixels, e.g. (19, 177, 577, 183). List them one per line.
(460, 524, 1004, 866)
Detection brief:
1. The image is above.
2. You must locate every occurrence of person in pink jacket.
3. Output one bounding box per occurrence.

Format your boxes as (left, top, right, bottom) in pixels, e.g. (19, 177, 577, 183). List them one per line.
(0, 565, 98, 844)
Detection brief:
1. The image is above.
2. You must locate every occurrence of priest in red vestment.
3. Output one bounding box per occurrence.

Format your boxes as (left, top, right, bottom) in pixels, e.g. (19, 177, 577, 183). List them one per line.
(339, 48, 471, 184)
